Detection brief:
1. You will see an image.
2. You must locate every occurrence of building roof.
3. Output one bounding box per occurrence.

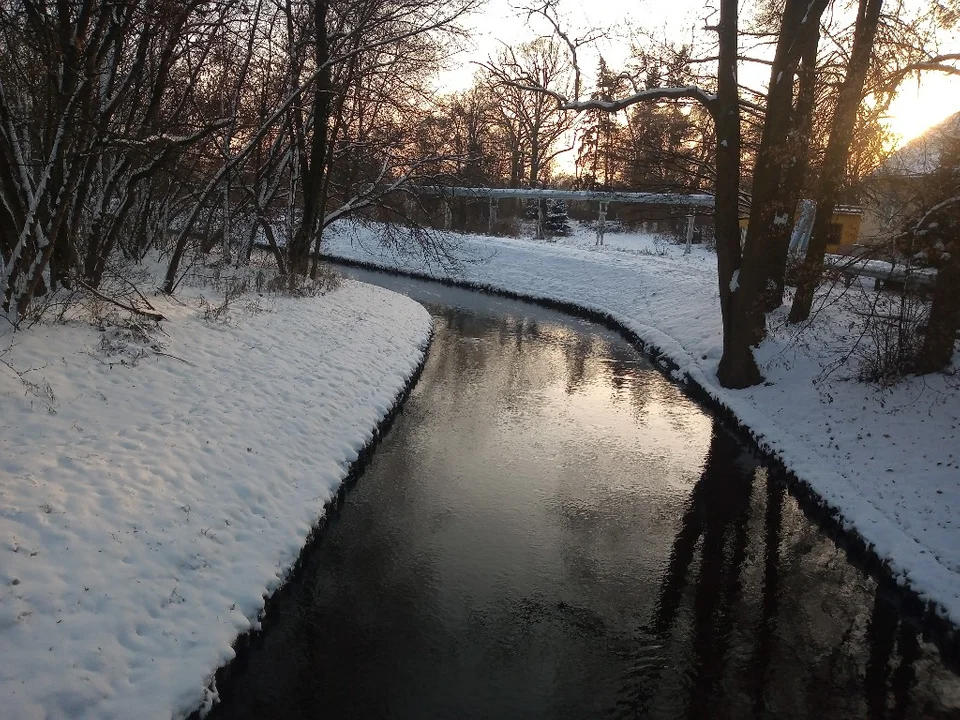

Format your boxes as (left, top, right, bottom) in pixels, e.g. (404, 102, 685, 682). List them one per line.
(880, 111, 960, 177)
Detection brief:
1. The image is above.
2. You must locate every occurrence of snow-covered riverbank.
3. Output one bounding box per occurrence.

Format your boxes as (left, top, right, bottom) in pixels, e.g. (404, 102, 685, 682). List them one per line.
(324, 221, 960, 627)
(0, 277, 432, 718)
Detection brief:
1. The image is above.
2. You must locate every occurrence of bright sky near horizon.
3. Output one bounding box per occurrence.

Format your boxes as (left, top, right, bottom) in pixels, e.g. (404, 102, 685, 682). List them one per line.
(441, 0, 960, 148)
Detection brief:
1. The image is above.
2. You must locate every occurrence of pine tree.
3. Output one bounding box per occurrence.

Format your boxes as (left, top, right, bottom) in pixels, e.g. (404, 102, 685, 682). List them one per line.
(576, 58, 627, 190)
(544, 200, 572, 236)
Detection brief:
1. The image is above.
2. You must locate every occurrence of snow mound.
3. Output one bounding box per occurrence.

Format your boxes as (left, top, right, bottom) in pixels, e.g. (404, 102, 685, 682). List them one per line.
(0, 279, 432, 718)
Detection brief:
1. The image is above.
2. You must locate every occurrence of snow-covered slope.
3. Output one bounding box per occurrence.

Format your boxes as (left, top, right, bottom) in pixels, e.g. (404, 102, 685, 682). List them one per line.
(324, 222, 960, 626)
(0, 279, 432, 718)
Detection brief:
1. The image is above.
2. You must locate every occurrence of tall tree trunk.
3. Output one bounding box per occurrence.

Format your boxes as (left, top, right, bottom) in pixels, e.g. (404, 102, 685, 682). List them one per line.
(289, 0, 331, 275)
(764, 29, 821, 308)
(790, 0, 884, 323)
(916, 240, 960, 373)
(311, 66, 353, 278)
(740, 0, 827, 335)
(714, 0, 759, 388)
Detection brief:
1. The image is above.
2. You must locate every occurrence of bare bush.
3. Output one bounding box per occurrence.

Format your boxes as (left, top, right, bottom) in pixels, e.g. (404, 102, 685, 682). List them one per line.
(20, 290, 78, 327)
(96, 321, 165, 367)
(199, 277, 249, 324)
(263, 266, 341, 297)
(490, 216, 522, 237)
(854, 289, 929, 386)
(653, 235, 672, 256)
(0, 345, 57, 414)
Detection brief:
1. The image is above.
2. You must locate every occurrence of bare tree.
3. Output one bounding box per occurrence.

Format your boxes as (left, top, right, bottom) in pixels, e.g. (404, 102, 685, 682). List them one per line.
(488, 0, 757, 386)
(728, 0, 829, 372)
(158, 0, 477, 292)
(789, 0, 885, 323)
(486, 38, 577, 190)
(790, 0, 960, 323)
(0, 0, 236, 320)
(911, 138, 960, 374)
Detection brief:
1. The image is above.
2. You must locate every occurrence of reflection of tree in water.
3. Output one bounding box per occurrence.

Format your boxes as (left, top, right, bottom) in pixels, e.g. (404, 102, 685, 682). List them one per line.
(434, 306, 669, 424)
(615, 425, 753, 719)
(864, 579, 928, 720)
(432, 308, 618, 401)
(613, 426, 947, 720)
(750, 473, 784, 717)
(608, 353, 636, 393)
(563, 333, 594, 394)
(432, 307, 953, 719)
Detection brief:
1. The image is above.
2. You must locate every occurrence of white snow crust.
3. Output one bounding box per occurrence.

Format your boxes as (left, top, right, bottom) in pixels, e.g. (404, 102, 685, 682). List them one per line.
(325, 220, 960, 624)
(0, 277, 431, 718)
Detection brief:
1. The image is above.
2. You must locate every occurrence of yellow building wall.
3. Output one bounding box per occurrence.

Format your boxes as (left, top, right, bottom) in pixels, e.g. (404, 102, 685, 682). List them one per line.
(738, 211, 862, 252)
(826, 213, 863, 252)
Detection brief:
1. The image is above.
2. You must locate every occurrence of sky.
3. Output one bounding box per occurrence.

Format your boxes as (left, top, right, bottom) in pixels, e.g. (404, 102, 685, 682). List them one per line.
(441, 0, 960, 147)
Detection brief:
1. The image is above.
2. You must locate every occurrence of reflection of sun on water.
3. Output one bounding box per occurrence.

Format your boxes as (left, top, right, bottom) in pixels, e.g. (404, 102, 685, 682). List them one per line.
(556, 362, 715, 478)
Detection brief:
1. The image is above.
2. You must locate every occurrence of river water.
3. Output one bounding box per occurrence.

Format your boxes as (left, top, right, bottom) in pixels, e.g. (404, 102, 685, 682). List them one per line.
(209, 266, 960, 719)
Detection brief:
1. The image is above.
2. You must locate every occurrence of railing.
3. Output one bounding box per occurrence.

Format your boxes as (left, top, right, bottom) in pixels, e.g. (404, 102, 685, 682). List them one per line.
(414, 186, 715, 207)
(413, 186, 713, 250)
(827, 254, 936, 288)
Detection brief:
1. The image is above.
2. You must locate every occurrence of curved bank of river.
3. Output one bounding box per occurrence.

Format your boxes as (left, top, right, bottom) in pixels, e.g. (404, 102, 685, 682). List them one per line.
(209, 267, 960, 719)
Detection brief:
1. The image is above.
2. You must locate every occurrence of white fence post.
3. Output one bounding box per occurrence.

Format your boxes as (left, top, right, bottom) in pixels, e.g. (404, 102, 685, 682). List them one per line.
(685, 214, 695, 255)
(596, 201, 609, 246)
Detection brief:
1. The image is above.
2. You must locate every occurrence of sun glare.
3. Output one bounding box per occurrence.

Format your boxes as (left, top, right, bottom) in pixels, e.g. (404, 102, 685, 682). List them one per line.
(882, 74, 960, 147)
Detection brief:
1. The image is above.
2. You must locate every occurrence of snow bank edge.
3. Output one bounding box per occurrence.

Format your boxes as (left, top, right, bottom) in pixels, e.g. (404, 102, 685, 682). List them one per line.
(186, 327, 434, 719)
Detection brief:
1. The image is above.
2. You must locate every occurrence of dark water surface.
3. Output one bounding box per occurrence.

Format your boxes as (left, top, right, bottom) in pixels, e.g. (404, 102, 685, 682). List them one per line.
(210, 267, 960, 719)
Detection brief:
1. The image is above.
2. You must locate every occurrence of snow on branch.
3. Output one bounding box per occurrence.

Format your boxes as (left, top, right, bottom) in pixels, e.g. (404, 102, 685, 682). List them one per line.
(481, 67, 722, 119)
(913, 195, 960, 233)
(884, 54, 960, 91)
(559, 85, 719, 113)
(321, 155, 466, 228)
(108, 120, 232, 150)
(481, 1, 764, 120)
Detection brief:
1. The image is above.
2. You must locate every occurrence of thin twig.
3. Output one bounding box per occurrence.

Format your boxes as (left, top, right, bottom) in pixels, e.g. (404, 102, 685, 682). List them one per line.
(77, 280, 165, 322)
(154, 351, 194, 366)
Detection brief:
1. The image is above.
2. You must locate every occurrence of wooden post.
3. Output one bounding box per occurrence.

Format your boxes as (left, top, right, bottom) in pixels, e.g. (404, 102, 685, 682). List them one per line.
(596, 201, 609, 246)
(443, 201, 452, 230)
(488, 198, 498, 235)
(685, 214, 695, 255)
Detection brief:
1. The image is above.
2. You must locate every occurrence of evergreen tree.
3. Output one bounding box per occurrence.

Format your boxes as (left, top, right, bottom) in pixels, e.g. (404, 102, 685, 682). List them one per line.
(576, 58, 628, 190)
(617, 48, 712, 194)
(544, 200, 572, 236)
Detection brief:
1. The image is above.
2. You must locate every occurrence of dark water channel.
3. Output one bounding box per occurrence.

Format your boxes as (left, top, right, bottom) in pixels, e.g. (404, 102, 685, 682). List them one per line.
(210, 267, 960, 719)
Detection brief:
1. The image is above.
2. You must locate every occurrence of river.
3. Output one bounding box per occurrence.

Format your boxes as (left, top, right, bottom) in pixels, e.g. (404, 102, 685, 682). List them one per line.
(208, 266, 960, 719)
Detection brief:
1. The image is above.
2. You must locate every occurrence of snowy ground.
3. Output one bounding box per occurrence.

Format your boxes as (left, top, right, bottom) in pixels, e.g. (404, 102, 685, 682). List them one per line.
(324, 220, 960, 625)
(0, 270, 432, 718)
